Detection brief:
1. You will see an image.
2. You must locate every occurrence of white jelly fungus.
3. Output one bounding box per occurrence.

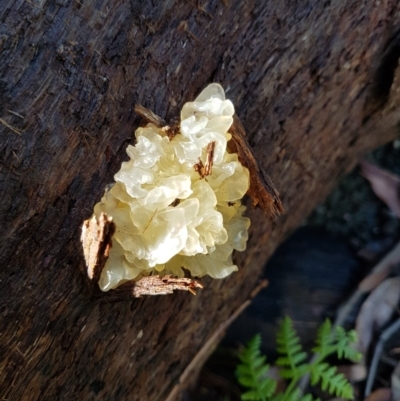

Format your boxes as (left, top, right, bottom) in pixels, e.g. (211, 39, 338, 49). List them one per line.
(93, 84, 251, 291)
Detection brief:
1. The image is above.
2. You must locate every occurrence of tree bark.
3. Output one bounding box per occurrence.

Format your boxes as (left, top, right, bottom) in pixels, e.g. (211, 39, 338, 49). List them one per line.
(1, 1, 400, 400)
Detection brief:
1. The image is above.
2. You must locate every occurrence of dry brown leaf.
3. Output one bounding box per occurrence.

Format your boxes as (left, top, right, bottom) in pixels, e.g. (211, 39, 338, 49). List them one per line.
(356, 277, 400, 354)
(392, 361, 400, 401)
(337, 364, 367, 382)
(359, 241, 400, 292)
(361, 161, 400, 219)
(336, 242, 400, 331)
(364, 388, 392, 401)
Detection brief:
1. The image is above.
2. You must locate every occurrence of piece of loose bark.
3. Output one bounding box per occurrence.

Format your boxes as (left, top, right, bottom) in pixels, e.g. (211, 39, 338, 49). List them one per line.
(194, 158, 205, 178)
(203, 141, 215, 176)
(228, 114, 284, 217)
(192, 142, 215, 178)
(135, 103, 181, 140)
(118, 275, 203, 297)
(134, 104, 166, 127)
(80, 213, 116, 283)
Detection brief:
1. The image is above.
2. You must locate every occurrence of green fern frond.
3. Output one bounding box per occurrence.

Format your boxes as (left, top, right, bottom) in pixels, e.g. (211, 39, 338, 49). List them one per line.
(276, 316, 307, 378)
(334, 326, 361, 361)
(236, 334, 277, 401)
(310, 362, 353, 399)
(312, 319, 335, 358)
(236, 317, 357, 401)
(312, 320, 362, 363)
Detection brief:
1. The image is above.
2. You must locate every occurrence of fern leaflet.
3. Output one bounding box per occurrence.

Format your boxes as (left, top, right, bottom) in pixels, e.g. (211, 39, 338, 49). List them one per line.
(334, 326, 361, 361)
(237, 334, 276, 401)
(312, 319, 361, 363)
(310, 362, 353, 399)
(276, 316, 307, 379)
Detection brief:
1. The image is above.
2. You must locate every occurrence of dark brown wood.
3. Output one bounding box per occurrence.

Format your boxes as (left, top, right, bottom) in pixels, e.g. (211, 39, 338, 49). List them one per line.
(1, 1, 400, 401)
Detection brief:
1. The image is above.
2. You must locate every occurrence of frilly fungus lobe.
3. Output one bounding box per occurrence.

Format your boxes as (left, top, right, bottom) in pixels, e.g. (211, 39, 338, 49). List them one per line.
(93, 84, 251, 291)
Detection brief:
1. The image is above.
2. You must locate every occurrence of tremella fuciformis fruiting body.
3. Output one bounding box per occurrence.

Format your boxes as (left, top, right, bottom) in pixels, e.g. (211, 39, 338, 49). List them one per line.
(93, 84, 250, 291)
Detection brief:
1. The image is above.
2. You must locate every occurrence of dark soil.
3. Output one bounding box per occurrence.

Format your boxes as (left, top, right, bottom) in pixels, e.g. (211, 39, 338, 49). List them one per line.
(308, 140, 400, 251)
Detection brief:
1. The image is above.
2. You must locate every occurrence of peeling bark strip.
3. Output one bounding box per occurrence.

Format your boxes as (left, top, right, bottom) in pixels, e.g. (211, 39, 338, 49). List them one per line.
(228, 114, 284, 217)
(124, 275, 203, 297)
(80, 213, 115, 283)
(134, 104, 166, 127)
(135, 103, 180, 140)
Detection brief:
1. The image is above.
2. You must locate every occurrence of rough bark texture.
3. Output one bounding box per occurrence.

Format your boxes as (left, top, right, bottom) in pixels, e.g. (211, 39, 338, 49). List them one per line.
(1, 1, 400, 400)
